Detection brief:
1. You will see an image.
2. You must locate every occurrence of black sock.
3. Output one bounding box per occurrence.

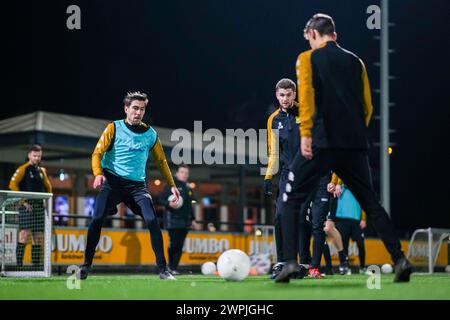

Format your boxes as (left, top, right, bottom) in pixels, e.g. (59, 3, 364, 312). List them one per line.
(338, 250, 348, 264)
(32, 245, 42, 267)
(16, 243, 26, 267)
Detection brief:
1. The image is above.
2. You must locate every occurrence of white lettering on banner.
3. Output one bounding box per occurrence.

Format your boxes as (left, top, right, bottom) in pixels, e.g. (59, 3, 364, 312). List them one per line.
(69, 234, 85, 252)
(52, 233, 112, 253)
(56, 234, 68, 252)
(96, 235, 113, 253)
(184, 238, 230, 254)
(249, 240, 275, 256)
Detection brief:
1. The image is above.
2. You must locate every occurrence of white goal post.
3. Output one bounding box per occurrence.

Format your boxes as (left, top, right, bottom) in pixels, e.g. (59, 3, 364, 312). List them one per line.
(407, 227, 450, 274)
(0, 190, 52, 277)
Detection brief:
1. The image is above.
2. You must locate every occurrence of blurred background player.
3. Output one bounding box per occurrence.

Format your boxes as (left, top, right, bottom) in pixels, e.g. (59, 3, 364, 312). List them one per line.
(161, 164, 196, 275)
(334, 181, 368, 274)
(306, 172, 349, 278)
(80, 91, 180, 280)
(264, 78, 309, 279)
(321, 173, 352, 275)
(276, 13, 412, 283)
(9, 144, 52, 270)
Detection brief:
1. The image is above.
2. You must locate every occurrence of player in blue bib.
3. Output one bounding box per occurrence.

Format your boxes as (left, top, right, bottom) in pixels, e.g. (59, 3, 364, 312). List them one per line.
(80, 91, 180, 280)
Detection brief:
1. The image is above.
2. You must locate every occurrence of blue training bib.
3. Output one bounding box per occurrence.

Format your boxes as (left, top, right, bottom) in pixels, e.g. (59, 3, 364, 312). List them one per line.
(101, 120, 157, 182)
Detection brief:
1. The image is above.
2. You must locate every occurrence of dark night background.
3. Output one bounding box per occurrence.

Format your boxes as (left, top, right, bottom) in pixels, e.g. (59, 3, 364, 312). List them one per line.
(2, 0, 450, 234)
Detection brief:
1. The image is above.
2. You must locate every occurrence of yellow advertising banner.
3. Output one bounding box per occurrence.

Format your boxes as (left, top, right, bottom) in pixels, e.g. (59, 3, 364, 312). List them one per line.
(44, 227, 449, 267)
(324, 239, 448, 267)
(50, 227, 252, 266)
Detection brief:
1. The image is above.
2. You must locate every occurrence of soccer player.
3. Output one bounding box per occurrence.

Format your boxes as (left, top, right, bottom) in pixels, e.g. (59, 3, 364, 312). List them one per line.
(275, 14, 412, 283)
(307, 172, 349, 278)
(161, 164, 196, 275)
(80, 91, 180, 280)
(9, 144, 52, 269)
(334, 182, 369, 274)
(264, 78, 309, 279)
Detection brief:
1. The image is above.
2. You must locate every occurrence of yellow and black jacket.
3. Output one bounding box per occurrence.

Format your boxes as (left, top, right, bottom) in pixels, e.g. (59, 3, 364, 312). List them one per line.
(265, 103, 300, 179)
(296, 41, 373, 149)
(9, 162, 52, 193)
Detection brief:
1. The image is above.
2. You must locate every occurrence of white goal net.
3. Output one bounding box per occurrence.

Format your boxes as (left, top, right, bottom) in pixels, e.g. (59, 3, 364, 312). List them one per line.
(407, 228, 450, 274)
(0, 190, 52, 277)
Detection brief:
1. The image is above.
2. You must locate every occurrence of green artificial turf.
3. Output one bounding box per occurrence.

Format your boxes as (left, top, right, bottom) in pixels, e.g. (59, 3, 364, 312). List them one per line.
(1, 274, 449, 300)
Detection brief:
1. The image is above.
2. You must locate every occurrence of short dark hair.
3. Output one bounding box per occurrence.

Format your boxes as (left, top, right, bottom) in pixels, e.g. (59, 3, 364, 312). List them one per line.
(303, 13, 335, 39)
(177, 164, 189, 172)
(28, 144, 42, 153)
(275, 78, 296, 92)
(123, 91, 149, 107)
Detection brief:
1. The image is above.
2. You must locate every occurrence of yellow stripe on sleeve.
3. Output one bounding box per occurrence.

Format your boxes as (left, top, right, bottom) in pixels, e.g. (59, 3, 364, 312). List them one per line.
(9, 163, 29, 191)
(264, 109, 280, 180)
(41, 167, 52, 193)
(360, 59, 374, 127)
(91, 123, 115, 177)
(297, 50, 315, 138)
(151, 139, 176, 188)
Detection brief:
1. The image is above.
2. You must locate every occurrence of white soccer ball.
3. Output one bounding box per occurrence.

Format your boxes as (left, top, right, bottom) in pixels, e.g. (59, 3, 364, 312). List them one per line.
(168, 195, 183, 209)
(201, 262, 217, 275)
(445, 265, 450, 273)
(217, 249, 251, 281)
(381, 263, 393, 274)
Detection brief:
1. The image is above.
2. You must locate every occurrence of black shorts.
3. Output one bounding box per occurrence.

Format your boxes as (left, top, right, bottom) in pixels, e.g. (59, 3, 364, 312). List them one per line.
(18, 200, 45, 232)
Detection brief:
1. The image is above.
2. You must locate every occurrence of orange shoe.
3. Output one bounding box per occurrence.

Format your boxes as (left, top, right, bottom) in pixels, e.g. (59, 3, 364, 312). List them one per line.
(308, 268, 323, 279)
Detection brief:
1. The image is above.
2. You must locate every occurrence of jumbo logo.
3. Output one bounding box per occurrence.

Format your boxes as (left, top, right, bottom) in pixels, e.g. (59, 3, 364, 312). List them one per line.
(52, 234, 112, 253)
(183, 238, 230, 254)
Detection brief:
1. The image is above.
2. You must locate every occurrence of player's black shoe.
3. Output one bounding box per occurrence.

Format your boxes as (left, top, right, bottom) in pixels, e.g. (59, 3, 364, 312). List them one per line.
(394, 256, 412, 283)
(274, 262, 300, 283)
(79, 264, 91, 280)
(160, 269, 177, 280)
(339, 260, 351, 275)
(270, 262, 284, 280)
